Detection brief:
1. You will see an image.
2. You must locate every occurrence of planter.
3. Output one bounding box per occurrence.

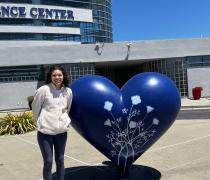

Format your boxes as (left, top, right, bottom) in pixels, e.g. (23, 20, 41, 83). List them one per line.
(192, 87, 203, 100)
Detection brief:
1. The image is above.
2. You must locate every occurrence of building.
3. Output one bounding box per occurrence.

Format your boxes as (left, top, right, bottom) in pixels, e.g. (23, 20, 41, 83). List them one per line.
(0, 0, 112, 43)
(0, 1, 210, 111)
(0, 0, 113, 110)
(1, 38, 210, 110)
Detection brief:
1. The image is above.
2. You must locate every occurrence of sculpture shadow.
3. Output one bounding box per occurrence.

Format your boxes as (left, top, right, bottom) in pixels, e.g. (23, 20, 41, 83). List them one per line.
(52, 161, 161, 180)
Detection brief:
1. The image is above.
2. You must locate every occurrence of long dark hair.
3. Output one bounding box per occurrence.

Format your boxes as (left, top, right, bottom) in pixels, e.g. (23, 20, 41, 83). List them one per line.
(46, 65, 70, 87)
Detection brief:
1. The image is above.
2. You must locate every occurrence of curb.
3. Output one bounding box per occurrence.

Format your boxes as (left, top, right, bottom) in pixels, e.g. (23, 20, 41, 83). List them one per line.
(181, 106, 210, 110)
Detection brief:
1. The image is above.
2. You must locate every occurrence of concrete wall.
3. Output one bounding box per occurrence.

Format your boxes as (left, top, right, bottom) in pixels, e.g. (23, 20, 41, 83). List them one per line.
(1, 38, 210, 67)
(187, 67, 210, 98)
(0, 81, 38, 110)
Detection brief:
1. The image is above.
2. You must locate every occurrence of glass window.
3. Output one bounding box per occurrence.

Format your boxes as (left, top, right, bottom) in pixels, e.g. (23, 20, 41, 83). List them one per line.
(203, 55, 210, 63)
(188, 56, 202, 63)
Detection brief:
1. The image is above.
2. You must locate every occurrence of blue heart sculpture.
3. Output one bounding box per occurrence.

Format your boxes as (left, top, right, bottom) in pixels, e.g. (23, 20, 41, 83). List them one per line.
(70, 72, 181, 173)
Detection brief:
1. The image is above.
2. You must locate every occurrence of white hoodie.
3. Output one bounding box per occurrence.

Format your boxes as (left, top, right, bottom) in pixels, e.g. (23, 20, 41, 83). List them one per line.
(32, 83, 73, 135)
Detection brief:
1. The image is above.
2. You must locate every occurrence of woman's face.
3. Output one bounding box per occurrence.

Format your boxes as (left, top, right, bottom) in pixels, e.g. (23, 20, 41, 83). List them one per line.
(51, 69, 64, 89)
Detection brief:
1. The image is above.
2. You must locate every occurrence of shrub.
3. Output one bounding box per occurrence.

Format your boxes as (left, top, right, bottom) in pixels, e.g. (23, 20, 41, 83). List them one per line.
(0, 111, 36, 136)
(27, 96, 34, 104)
(27, 96, 34, 110)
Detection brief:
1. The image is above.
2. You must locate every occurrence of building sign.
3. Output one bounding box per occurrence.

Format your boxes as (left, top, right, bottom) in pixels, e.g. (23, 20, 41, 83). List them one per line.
(0, 3, 93, 22)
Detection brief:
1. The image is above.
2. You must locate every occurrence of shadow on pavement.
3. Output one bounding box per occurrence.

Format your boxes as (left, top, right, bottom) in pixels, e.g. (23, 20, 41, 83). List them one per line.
(52, 161, 161, 180)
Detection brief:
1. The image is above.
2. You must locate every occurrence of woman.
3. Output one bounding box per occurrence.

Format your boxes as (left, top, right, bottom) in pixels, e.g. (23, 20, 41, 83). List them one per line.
(32, 65, 73, 180)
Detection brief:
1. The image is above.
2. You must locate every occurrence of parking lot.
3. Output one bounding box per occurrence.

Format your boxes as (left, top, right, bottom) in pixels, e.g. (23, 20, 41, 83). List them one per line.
(1, 112, 210, 180)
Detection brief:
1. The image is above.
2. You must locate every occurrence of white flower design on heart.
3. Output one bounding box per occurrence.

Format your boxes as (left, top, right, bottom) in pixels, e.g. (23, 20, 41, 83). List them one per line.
(131, 95, 141, 105)
(104, 101, 113, 111)
(103, 94, 158, 173)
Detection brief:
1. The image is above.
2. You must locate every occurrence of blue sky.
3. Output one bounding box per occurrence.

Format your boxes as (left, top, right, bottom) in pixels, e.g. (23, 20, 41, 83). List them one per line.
(112, 0, 210, 41)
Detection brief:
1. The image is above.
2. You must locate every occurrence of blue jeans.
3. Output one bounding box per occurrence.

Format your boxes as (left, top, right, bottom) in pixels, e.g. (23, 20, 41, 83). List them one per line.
(37, 131, 67, 180)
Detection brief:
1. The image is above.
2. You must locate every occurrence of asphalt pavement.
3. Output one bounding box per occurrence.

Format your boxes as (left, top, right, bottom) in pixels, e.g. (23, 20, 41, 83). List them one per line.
(177, 109, 210, 120)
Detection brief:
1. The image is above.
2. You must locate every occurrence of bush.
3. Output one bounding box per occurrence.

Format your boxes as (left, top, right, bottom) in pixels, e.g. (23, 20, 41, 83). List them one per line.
(0, 111, 36, 136)
(27, 96, 34, 103)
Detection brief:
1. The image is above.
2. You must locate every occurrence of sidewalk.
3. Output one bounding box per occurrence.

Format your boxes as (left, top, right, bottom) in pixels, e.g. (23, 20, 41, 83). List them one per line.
(0, 97, 209, 117)
(181, 97, 210, 109)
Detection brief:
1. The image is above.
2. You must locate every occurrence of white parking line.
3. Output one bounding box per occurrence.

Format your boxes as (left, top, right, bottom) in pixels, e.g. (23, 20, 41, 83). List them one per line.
(164, 154, 210, 172)
(15, 136, 115, 178)
(15, 136, 92, 166)
(147, 134, 210, 153)
(11, 133, 210, 155)
(14, 133, 210, 157)
(14, 133, 210, 176)
(15, 136, 38, 146)
(11, 132, 210, 179)
(64, 154, 91, 165)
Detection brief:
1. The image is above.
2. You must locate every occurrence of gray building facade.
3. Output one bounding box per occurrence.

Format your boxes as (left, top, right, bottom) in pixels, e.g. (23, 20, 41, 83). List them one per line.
(0, 38, 210, 110)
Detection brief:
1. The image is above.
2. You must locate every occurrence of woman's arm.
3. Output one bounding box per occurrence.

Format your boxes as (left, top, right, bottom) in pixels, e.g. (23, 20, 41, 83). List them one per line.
(32, 88, 45, 121)
(67, 88, 73, 114)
